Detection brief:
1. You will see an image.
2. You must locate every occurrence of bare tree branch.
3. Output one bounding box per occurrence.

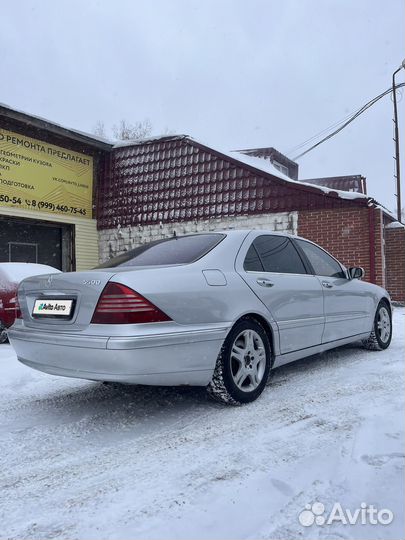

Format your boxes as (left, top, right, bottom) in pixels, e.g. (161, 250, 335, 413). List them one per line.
(112, 119, 152, 141)
(93, 120, 106, 138)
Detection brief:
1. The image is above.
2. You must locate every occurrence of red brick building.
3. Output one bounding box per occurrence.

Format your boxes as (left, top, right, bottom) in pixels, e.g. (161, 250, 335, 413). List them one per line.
(97, 135, 405, 303)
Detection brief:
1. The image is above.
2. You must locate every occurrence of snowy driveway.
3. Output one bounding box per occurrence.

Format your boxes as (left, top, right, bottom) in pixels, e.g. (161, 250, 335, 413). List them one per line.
(0, 309, 404, 540)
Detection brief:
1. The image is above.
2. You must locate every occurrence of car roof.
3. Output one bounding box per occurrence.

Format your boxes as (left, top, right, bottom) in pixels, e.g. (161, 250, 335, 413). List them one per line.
(185, 229, 306, 240)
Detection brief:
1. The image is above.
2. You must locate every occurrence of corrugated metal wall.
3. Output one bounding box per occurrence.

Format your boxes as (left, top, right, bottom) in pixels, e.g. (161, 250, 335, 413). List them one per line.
(97, 137, 366, 230)
(0, 207, 98, 271)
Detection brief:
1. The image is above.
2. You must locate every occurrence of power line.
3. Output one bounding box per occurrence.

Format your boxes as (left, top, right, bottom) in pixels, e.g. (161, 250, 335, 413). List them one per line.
(285, 107, 360, 156)
(289, 83, 405, 161)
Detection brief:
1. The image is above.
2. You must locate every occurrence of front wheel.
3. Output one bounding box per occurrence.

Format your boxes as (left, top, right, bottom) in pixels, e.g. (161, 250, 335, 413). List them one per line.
(362, 300, 392, 351)
(207, 318, 272, 405)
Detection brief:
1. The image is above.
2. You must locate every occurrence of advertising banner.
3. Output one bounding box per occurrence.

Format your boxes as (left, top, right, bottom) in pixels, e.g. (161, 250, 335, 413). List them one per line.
(0, 128, 93, 219)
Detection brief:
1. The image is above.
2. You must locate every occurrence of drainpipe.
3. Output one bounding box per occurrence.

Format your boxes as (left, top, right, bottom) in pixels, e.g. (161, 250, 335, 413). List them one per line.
(368, 206, 376, 283)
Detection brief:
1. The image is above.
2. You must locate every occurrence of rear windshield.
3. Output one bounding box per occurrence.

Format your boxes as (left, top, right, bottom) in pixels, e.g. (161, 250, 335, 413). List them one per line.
(96, 234, 226, 268)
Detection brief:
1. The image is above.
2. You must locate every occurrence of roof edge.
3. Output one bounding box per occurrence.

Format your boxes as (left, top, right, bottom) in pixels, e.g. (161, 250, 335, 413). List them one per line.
(0, 103, 113, 150)
(186, 138, 369, 204)
(112, 134, 188, 148)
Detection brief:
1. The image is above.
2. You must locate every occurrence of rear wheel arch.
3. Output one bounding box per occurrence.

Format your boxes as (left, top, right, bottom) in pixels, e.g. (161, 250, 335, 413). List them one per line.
(208, 316, 273, 405)
(380, 296, 391, 311)
(230, 313, 275, 365)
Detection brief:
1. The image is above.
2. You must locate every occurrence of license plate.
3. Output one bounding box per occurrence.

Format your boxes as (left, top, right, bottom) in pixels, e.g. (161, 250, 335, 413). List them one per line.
(32, 299, 74, 317)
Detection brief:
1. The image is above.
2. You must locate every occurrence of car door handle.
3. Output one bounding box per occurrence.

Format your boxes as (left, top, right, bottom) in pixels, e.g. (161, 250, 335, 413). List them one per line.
(322, 281, 333, 288)
(256, 278, 274, 288)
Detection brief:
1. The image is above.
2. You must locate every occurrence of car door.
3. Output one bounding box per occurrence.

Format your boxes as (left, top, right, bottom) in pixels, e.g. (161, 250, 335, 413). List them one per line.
(294, 239, 373, 343)
(237, 233, 325, 354)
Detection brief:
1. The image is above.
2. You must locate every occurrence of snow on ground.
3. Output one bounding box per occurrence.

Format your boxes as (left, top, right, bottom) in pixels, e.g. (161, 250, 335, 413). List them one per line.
(0, 310, 404, 540)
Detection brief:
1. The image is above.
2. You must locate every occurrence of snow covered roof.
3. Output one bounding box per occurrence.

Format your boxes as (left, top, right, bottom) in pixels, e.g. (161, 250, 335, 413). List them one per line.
(385, 220, 405, 229)
(232, 151, 369, 201)
(302, 174, 367, 194)
(113, 133, 371, 202)
(0, 103, 112, 149)
(112, 134, 187, 148)
(184, 136, 371, 203)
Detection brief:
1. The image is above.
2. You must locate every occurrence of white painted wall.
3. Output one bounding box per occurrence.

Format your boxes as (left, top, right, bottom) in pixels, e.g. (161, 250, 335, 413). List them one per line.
(98, 212, 298, 263)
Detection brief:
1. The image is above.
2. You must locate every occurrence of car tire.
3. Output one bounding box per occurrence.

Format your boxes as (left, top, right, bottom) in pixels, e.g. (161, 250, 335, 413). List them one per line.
(0, 321, 8, 344)
(362, 300, 392, 351)
(207, 318, 272, 405)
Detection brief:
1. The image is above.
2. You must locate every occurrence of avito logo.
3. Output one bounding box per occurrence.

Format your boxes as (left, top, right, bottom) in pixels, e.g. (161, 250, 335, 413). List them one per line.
(298, 502, 394, 527)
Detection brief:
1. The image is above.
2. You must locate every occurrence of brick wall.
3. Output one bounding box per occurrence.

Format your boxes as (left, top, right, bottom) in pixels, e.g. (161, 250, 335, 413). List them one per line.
(385, 225, 405, 303)
(98, 211, 298, 263)
(298, 206, 384, 286)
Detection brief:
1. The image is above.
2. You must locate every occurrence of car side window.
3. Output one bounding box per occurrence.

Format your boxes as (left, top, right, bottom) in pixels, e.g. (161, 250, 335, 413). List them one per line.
(245, 235, 307, 274)
(296, 240, 345, 278)
(243, 243, 264, 271)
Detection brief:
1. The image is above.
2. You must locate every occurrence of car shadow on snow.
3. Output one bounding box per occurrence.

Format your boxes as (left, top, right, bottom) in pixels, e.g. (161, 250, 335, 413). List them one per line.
(19, 376, 217, 431)
(19, 339, 370, 423)
(2, 338, 382, 447)
(272, 339, 369, 377)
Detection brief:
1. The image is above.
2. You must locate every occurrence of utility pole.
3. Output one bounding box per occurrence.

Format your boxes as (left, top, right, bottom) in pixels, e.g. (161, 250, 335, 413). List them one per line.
(392, 60, 405, 222)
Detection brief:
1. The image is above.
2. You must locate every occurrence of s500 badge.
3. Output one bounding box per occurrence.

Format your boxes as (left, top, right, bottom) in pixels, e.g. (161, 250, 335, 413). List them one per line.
(82, 279, 101, 286)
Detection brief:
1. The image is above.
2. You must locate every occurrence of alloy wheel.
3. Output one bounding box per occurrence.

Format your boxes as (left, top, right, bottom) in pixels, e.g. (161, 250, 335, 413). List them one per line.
(230, 329, 266, 392)
(377, 306, 391, 344)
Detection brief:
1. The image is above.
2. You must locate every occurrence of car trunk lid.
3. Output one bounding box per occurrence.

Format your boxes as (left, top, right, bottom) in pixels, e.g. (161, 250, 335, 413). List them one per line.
(18, 269, 116, 332)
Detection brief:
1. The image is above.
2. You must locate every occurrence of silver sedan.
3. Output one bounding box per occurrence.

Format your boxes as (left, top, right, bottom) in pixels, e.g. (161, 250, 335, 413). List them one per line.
(9, 230, 392, 405)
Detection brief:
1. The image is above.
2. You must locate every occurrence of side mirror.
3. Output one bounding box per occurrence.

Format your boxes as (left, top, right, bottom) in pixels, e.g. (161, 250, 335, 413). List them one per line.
(348, 267, 365, 280)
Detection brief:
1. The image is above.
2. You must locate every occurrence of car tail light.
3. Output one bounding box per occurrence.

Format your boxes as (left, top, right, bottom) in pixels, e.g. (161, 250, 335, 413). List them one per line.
(7, 296, 22, 319)
(91, 282, 171, 324)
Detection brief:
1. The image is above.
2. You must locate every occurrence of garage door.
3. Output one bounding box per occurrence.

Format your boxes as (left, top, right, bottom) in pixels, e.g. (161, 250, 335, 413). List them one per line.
(0, 217, 73, 271)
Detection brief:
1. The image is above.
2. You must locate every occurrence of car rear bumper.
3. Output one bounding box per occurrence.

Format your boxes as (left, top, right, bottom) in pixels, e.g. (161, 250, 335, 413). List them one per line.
(8, 322, 229, 386)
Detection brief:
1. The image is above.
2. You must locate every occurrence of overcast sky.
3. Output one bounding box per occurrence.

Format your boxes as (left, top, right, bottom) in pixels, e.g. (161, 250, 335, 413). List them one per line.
(2, 0, 404, 212)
